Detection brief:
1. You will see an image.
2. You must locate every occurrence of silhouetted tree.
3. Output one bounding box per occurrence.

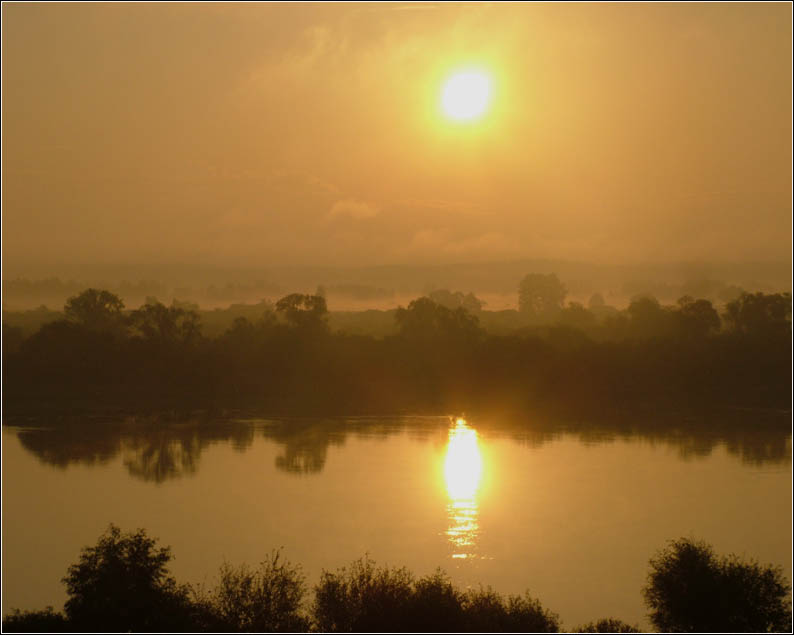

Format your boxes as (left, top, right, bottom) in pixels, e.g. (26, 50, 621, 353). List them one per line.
(62, 524, 195, 632)
(626, 295, 673, 338)
(675, 296, 720, 338)
(428, 289, 485, 312)
(275, 293, 329, 333)
(723, 292, 791, 337)
(313, 556, 414, 632)
(130, 301, 201, 343)
(409, 570, 466, 632)
(518, 273, 567, 321)
(200, 551, 309, 632)
(643, 537, 792, 633)
(64, 288, 126, 334)
(395, 297, 483, 344)
(461, 587, 559, 633)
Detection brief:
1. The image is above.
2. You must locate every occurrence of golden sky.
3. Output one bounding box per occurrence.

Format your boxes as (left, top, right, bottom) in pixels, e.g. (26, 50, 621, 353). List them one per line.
(2, 2, 791, 270)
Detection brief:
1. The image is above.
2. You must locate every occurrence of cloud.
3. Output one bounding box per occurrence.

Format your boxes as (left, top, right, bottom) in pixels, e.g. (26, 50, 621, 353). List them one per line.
(393, 198, 480, 215)
(328, 198, 380, 220)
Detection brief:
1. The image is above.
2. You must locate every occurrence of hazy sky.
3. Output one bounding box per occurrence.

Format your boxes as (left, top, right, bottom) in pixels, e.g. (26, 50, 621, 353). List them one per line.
(2, 2, 791, 272)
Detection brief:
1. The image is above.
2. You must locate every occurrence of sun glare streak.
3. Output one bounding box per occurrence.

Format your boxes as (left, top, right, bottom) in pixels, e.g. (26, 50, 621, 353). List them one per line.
(444, 418, 483, 558)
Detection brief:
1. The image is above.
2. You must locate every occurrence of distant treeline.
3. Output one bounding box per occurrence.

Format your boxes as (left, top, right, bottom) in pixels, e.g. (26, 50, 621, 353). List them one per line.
(3, 526, 790, 633)
(4, 258, 789, 310)
(2, 274, 791, 416)
(2, 277, 393, 313)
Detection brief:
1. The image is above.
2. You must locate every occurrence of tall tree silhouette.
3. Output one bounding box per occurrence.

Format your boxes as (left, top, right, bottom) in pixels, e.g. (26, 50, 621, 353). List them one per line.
(518, 274, 567, 321)
(64, 288, 126, 334)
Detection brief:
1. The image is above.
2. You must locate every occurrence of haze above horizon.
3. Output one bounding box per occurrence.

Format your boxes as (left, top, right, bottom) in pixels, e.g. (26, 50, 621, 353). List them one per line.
(2, 3, 791, 271)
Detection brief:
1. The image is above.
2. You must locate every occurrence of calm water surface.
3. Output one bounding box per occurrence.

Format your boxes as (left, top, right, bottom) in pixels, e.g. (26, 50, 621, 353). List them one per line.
(2, 415, 791, 629)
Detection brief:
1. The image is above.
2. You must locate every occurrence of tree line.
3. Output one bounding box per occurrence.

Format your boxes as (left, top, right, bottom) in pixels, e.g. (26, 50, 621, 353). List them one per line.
(3, 525, 790, 632)
(2, 275, 790, 416)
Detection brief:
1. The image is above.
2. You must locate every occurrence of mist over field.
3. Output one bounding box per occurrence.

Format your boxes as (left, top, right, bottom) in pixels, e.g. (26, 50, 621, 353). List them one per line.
(3, 259, 790, 313)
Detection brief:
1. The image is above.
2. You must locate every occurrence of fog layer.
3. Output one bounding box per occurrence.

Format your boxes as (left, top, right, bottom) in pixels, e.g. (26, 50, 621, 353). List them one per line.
(2, 3, 791, 270)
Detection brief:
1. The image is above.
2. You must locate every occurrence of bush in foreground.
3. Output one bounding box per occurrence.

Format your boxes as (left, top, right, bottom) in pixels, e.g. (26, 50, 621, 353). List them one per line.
(461, 587, 560, 633)
(1, 607, 69, 633)
(312, 556, 559, 632)
(573, 617, 641, 632)
(643, 537, 792, 633)
(4, 527, 792, 632)
(61, 524, 196, 632)
(197, 551, 309, 632)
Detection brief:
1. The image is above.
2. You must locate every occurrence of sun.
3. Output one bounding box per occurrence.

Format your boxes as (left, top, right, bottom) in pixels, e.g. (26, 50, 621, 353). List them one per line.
(440, 70, 492, 122)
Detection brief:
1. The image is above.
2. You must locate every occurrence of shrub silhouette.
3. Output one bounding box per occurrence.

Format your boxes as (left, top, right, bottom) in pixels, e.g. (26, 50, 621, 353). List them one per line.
(199, 550, 309, 632)
(61, 524, 195, 632)
(312, 556, 559, 632)
(573, 617, 641, 632)
(408, 569, 466, 631)
(313, 556, 415, 631)
(5, 527, 793, 633)
(461, 587, 559, 632)
(1, 607, 69, 632)
(643, 537, 792, 632)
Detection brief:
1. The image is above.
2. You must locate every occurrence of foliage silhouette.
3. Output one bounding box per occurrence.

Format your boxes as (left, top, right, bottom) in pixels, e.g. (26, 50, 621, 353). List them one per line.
(461, 587, 560, 633)
(2, 285, 791, 416)
(313, 556, 559, 633)
(61, 524, 196, 632)
(275, 293, 329, 333)
(427, 288, 485, 312)
(197, 551, 309, 632)
(130, 300, 201, 344)
(675, 296, 720, 338)
(1, 607, 69, 632)
(573, 617, 641, 632)
(557, 301, 597, 332)
(723, 291, 792, 337)
(64, 288, 126, 334)
(518, 273, 567, 320)
(643, 537, 792, 633)
(4, 527, 792, 633)
(313, 556, 415, 632)
(626, 295, 673, 339)
(395, 296, 484, 344)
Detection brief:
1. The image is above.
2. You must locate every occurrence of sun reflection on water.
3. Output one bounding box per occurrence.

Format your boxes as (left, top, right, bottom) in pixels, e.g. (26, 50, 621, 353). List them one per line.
(444, 418, 483, 559)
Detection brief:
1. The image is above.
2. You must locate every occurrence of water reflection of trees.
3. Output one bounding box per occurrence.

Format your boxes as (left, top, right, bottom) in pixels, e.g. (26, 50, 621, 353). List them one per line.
(121, 423, 256, 483)
(496, 410, 792, 467)
(9, 411, 790, 484)
(264, 417, 425, 475)
(15, 421, 256, 484)
(16, 425, 122, 469)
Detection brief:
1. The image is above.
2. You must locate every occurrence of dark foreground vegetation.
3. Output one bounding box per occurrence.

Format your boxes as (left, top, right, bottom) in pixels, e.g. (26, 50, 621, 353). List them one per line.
(3, 526, 790, 633)
(2, 275, 791, 417)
